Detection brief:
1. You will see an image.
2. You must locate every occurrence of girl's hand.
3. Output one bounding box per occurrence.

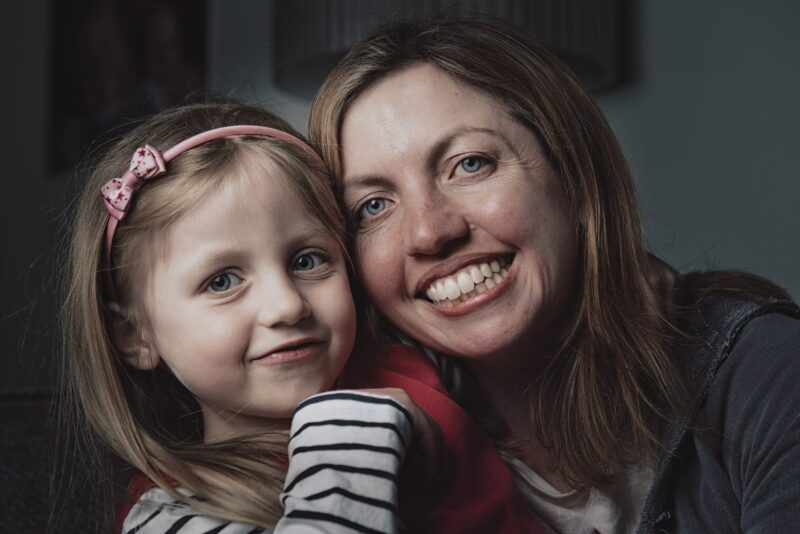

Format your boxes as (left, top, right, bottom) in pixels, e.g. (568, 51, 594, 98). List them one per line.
(357, 388, 444, 480)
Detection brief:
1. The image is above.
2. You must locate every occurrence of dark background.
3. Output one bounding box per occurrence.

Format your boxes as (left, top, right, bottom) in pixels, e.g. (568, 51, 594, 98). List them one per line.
(2, 0, 798, 394)
(0, 1, 798, 531)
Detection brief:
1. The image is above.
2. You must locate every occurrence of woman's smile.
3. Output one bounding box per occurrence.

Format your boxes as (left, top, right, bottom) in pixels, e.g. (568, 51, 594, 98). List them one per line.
(421, 255, 511, 302)
(342, 64, 577, 362)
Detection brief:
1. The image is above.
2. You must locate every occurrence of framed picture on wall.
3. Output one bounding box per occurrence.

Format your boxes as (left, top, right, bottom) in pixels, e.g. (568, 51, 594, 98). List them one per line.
(47, 0, 207, 173)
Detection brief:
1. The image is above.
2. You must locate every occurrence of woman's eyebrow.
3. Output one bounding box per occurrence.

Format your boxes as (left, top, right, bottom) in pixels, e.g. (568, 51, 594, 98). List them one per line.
(425, 126, 497, 166)
(344, 126, 512, 188)
(342, 174, 395, 193)
(424, 126, 512, 172)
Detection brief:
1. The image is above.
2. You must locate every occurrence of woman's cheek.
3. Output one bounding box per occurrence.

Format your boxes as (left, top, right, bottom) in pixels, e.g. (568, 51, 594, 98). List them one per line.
(355, 226, 403, 299)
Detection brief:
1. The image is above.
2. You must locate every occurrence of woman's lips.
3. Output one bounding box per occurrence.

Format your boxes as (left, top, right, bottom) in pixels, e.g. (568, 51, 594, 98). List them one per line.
(421, 256, 515, 317)
(422, 255, 513, 303)
(251, 341, 325, 364)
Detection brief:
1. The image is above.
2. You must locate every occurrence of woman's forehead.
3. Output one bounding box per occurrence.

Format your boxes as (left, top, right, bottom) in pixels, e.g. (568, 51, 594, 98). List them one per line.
(340, 65, 536, 178)
(348, 63, 504, 122)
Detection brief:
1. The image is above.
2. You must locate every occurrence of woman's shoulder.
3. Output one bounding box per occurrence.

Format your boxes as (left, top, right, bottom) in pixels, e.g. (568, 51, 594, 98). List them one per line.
(684, 293, 798, 342)
(676, 271, 798, 353)
(649, 296, 800, 534)
(684, 296, 800, 529)
(672, 293, 799, 419)
(680, 293, 800, 418)
(678, 294, 799, 367)
(707, 297, 800, 401)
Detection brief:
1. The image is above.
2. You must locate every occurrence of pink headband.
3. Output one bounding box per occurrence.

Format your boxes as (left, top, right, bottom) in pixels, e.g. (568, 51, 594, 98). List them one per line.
(100, 125, 323, 297)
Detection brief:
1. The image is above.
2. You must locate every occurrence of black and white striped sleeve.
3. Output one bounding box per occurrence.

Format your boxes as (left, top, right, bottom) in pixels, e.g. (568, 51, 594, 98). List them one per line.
(120, 391, 411, 534)
(121, 488, 271, 533)
(276, 390, 413, 533)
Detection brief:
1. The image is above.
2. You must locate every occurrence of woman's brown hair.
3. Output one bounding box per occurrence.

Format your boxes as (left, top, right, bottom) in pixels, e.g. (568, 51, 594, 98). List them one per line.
(59, 100, 345, 529)
(309, 16, 787, 488)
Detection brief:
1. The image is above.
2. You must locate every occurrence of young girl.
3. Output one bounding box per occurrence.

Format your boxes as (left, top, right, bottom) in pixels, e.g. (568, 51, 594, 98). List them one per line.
(61, 101, 538, 533)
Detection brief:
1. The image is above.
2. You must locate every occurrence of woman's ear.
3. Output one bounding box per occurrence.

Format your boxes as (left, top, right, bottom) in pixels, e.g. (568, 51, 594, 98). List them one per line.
(106, 302, 160, 371)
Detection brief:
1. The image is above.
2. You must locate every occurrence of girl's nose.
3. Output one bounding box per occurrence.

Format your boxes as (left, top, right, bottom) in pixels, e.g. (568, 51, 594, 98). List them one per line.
(257, 275, 311, 328)
(404, 191, 470, 257)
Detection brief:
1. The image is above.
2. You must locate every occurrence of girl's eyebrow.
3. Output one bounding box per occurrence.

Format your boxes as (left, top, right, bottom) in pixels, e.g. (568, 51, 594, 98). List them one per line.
(184, 249, 243, 277)
(184, 229, 336, 273)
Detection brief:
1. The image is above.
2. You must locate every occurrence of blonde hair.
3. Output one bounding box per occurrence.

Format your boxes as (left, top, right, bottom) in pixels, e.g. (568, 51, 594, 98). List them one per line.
(309, 17, 691, 488)
(60, 101, 345, 528)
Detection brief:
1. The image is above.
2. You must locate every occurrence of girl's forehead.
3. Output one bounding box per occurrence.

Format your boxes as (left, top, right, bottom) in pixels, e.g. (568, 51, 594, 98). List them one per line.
(144, 181, 323, 268)
(123, 143, 342, 284)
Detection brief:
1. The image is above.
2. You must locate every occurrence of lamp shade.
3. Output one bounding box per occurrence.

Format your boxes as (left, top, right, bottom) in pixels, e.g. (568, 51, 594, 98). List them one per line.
(274, 0, 626, 98)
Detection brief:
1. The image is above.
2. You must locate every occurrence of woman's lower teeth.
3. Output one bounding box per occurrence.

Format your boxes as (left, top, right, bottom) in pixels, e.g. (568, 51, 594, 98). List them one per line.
(426, 260, 509, 304)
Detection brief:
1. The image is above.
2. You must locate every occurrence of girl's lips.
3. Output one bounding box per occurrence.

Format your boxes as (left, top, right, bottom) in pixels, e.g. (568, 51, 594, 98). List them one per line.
(251, 341, 325, 364)
(422, 259, 515, 317)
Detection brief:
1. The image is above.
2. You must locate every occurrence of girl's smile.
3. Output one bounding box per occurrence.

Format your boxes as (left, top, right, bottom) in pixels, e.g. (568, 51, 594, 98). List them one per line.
(248, 339, 326, 364)
(134, 155, 356, 441)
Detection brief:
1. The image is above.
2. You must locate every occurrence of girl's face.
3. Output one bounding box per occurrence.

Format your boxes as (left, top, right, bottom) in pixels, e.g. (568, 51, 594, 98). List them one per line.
(339, 64, 578, 370)
(138, 160, 355, 441)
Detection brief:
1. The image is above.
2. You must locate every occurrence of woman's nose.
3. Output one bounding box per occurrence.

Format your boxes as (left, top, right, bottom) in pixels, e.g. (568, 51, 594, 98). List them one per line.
(404, 191, 469, 256)
(257, 276, 311, 328)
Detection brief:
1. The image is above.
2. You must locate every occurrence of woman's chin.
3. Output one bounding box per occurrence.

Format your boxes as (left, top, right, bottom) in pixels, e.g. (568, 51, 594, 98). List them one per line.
(419, 324, 532, 367)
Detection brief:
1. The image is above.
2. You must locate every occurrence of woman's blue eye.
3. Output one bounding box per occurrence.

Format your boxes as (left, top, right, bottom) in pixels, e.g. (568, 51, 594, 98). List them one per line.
(293, 252, 326, 272)
(360, 198, 387, 218)
(207, 272, 242, 293)
(459, 156, 484, 173)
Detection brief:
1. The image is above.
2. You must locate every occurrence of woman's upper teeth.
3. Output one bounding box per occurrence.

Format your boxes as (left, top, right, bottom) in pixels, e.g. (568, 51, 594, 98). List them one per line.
(426, 260, 509, 303)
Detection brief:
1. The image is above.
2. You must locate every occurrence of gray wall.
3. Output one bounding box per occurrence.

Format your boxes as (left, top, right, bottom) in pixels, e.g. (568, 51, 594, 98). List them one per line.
(2, 0, 798, 391)
(597, 1, 800, 295)
(1, 2, 54, 391)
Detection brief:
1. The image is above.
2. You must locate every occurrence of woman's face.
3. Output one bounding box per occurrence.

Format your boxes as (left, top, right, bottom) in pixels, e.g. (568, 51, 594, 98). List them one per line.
(340, 64, 578, 367)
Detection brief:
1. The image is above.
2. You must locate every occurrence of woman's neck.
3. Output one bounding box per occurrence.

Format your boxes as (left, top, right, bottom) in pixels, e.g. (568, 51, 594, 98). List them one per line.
(466, 355, 573, 492)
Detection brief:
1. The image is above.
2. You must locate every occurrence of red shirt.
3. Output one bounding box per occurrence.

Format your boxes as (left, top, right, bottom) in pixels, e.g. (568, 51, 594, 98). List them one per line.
(346, 343, 541, 533)
(119, 343, 541, 533)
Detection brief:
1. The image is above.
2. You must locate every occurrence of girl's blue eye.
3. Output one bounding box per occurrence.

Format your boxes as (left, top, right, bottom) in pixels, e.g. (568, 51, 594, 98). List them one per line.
(207, 272, 242, 293)
(293, 252, 326, 272)
(360, 198, 387, 218)
(459, 156, 484, 173)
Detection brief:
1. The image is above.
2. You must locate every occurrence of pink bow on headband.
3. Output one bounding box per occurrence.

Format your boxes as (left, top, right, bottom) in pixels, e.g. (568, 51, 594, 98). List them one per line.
(101, 145, 167, 221)
(100, 124, 324, 300)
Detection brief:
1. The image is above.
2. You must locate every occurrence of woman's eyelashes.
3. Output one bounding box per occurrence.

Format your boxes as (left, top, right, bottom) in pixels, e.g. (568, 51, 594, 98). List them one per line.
(452, 154, 494, 178)
(350, 154, 495, 227)
(354, 196, 393, 225)
(348, 197, 394, 231)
